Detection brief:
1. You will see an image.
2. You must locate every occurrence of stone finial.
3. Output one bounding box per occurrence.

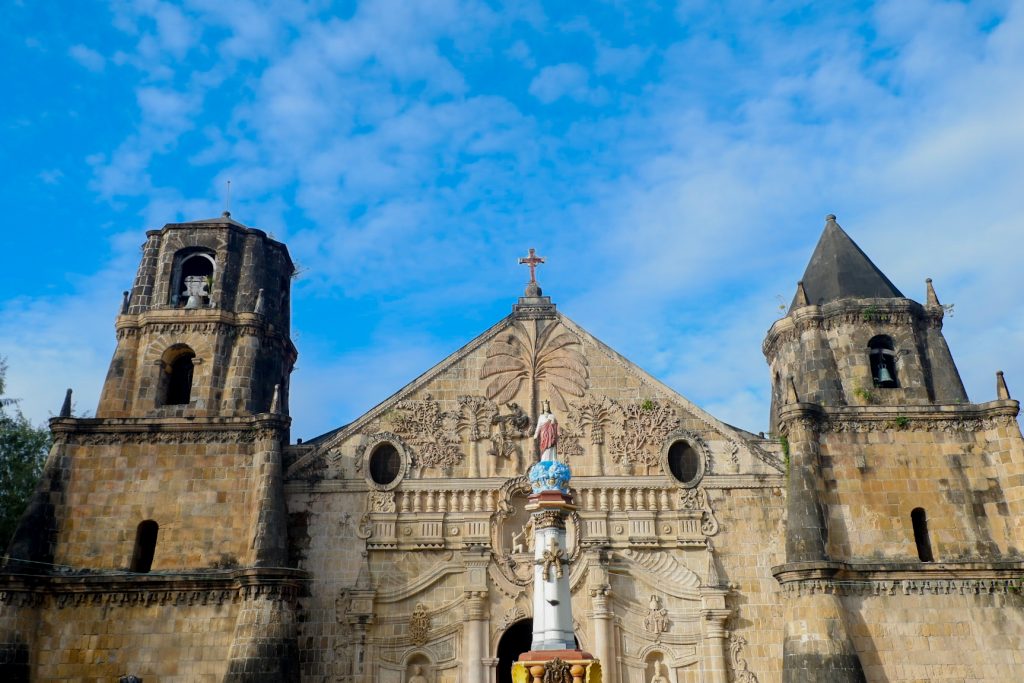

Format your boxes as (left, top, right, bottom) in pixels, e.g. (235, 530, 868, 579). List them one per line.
(120, 290, 130, 314)
(793, 281, 809, 308)
(997, 371, 1011, 400)
(786, 377, 800, 405)
(925, 278, 941, 307)
(269, 384, 281, 414)
(254, 288, 266, 315)
(825, 213, 838, 225)
(59, 389, 72, 417)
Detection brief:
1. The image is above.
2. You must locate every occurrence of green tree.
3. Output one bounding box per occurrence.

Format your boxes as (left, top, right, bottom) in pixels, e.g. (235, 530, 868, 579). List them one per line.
(0, 357, 51, 551)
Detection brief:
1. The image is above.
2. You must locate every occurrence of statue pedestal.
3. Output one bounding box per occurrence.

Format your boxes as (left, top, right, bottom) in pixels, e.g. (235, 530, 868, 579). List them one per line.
(512, 655, 602, 683)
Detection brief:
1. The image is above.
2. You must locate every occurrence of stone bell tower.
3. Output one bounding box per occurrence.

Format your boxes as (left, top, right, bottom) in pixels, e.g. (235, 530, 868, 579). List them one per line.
(98, 212, 296, 420)
(764, 215, 1024, 683)
(2, 213, 304, 683)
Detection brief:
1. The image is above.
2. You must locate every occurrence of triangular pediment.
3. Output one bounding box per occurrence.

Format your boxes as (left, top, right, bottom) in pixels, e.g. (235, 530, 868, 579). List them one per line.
(287, 297, 781, 480)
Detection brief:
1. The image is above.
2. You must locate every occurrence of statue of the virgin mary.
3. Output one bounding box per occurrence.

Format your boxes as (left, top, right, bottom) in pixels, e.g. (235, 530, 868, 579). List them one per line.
(534, 399, 559, 461)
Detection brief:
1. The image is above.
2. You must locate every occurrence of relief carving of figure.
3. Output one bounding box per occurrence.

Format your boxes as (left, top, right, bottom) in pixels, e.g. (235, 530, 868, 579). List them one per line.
(511, 518, 534, 553)
(535, 400, 559, 461)
(644, 595, 669, 635)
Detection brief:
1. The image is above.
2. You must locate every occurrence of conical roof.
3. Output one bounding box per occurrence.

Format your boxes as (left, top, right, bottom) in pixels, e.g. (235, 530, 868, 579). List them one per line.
(791, 215, 902, 310)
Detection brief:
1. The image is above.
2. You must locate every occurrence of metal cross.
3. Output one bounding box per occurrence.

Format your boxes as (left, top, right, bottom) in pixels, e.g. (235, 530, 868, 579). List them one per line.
(518, 248, 545, 283)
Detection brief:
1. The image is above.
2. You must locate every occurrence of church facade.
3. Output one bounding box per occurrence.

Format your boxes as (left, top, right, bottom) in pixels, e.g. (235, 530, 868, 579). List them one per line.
(2, 214, 1023, 683)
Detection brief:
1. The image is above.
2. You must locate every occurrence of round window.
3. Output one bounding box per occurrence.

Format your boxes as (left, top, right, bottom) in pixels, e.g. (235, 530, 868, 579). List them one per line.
(369, 444, 401, 486)
(667, 440, 701, 485)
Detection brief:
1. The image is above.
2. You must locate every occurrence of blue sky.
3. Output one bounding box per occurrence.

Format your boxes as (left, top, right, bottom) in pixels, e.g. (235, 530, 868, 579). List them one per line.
(2, 0, 1022, 440)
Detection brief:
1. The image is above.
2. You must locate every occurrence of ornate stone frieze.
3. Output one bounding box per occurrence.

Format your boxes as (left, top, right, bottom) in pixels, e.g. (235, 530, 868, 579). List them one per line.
(479, 320, 589, 411)
(729, 634, 759, 683)
(780, 577, 1024, 597)
(392, 397, 464, 470)
(60, 428, 260, 446)
(611, 400, 680, 468)
(821, 414, 1018, 434)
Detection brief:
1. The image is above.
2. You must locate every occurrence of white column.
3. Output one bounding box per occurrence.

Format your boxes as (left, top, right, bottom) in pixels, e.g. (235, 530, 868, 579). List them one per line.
(464, 590, 487, 682)
(591, 584, 616, 683)
(531, 513, 574, 650)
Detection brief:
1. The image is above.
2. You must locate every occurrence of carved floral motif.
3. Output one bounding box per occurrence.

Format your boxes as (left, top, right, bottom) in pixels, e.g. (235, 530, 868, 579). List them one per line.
(679, 487, 719, 536)
(611, 400, 680, 468)
(392, 398, 463, 469)
(570, 396, 621, 445)
(456, 395, 496, 442)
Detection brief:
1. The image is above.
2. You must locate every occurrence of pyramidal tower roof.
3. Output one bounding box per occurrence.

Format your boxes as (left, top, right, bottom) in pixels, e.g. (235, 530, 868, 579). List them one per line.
(791, 214, 903, 310)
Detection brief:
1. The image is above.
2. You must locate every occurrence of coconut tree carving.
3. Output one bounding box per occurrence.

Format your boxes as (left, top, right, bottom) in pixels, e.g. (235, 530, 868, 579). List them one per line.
(480, 320, 588, 417)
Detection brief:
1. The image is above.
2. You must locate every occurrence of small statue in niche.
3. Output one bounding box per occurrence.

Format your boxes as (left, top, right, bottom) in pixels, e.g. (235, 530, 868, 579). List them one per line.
(648, 658, 670, 683)
(407, 664, 429, 683)
(182, 275, 209, 309)
(644, 595, 669, 635)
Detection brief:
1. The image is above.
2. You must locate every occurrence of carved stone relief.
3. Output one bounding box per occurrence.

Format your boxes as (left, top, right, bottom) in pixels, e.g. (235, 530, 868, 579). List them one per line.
(569, 396, 621, 445)
(643, 594, 670, 639)
(611, 400, 681, 470)
(730, 634, 759, 683)
(480, 320, 589, 412)
(408, 602, 431, 646)
(392, 397, 463, 470)
(679, 487, 719, 536)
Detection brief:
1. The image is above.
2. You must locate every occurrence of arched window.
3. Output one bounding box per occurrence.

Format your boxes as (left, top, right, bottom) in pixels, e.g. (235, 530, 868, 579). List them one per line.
(868, 335, 898, 388)
(911, 507, 934, 562)
(130, 520, 159, 572)
(159, 344, 196, 406)
(666, 440, 702, 486)
(169, 249, 215, 308)
(369, 443, 401, 486)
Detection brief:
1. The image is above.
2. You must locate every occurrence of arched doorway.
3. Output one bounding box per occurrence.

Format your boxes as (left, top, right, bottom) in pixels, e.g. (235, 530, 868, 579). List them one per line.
(496, 618, 532, 683)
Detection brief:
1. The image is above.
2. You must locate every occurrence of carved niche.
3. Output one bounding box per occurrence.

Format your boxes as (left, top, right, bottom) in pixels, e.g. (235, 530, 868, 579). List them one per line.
(489, 475, 581, 587)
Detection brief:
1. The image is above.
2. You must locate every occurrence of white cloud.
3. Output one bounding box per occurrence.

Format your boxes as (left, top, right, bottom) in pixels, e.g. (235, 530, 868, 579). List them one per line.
(68, 44, 106, 72)
(528, 63, 596, 103)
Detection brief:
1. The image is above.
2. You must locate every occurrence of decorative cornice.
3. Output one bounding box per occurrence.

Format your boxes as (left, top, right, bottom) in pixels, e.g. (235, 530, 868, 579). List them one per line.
(772, 560, 1024, 597)
(49, 415, 289, 446)
(778, 401, 1020, 435)
(0, 567, 308, 608)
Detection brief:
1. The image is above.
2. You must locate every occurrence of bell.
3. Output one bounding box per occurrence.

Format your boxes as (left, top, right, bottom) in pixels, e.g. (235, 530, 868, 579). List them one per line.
(877, 364, 894, 385)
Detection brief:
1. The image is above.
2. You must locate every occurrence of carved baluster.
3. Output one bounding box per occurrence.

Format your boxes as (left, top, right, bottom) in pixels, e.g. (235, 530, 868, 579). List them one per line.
(612, 489, 622, 512)
(473, 490, 484, 512)
(425, 490, 436, 512)
(624, 488, 634, 510)
(438, 491, 449, 513)
(599, 489, 609, 511)
(461, 490, 471, 512)
(648, 489, 658, 510)
(412, 490, 422, 513)
(401, 492, 412, 513)
(659, 489, 669, 510)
